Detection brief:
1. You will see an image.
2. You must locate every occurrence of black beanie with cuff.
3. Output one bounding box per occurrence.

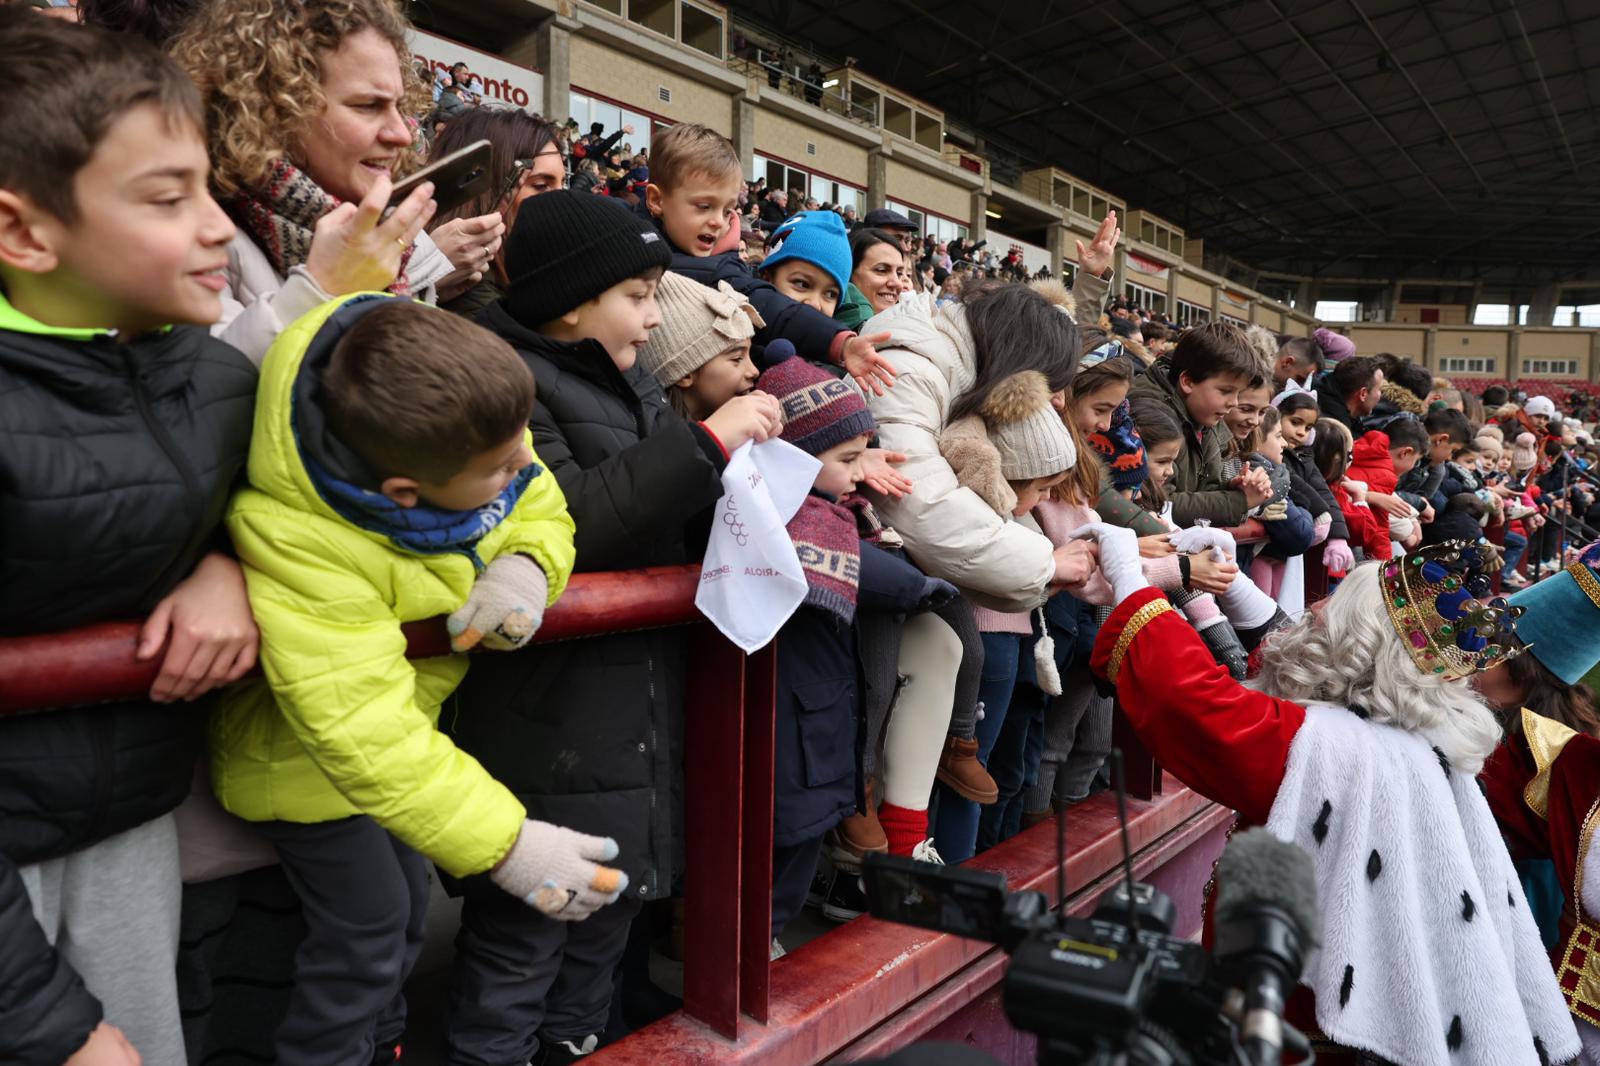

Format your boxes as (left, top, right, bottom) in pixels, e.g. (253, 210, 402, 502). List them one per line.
(502, 191, 672, 328)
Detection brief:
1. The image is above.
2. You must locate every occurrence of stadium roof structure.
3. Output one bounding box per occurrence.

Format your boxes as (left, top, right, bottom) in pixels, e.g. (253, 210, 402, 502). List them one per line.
(728, 0, 1600, 286)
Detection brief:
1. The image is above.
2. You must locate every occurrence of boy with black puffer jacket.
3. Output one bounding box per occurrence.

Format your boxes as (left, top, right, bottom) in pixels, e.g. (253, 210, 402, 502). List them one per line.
(636, 123, 898, 396)
(0, 14, 257, 1065)
(447, 191, 785, 1066)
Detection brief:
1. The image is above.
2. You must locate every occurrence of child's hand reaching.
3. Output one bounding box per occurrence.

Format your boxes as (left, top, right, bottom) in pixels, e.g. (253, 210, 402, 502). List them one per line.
(448, 555, 549, 652)
(703, 391, 783, 451)
(841, 332, 898, 396)
(1342, 478, 1368, 504)
(490, 819, 628, 920)
(860, 448, 913, 497)
(137, 552, 258, 704)
(65, 1022, 142, 1066)
(1187, 553, 1239, 595)
(1138, 533, 1175, 557)
(1233, 462, 1273, 509)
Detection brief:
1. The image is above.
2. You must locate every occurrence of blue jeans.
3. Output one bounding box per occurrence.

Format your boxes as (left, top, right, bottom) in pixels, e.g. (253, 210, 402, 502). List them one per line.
(978, 684, 1045, 850)
(933, 632, 1024, 864)
(1502, 530, 1528, 577)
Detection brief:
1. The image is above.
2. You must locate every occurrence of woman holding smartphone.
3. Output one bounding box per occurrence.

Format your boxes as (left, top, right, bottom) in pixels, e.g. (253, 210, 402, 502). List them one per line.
(426, 107, 567, 319)
(172, 0, 504, 365)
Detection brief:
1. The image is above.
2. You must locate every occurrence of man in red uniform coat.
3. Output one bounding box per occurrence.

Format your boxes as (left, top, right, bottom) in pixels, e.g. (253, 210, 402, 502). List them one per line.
(1074, 523, 1578, 1066)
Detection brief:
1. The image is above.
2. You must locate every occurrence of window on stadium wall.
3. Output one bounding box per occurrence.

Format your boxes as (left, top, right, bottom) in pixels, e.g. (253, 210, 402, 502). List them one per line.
(1176, 299, 1210, 327)
(1125, 281, 1166, 315)
(889, 202, 967, 244)
(1313, 301, 1359, 322)
(1523, 359, 1580, 376)
(751, 154, 864, 215)
(568, 91, 655, 151)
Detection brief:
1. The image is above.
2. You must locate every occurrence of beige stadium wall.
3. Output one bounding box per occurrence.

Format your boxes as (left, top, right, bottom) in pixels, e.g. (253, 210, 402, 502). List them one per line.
(569, 35, 733, 134)
(1518, 330, 1592, 379)
(1393, 303, 1469, 325)
(883, 158, 970, 221)
(1281, 319, 1311, 337)
(751, 109, 869, 187)
(1347, 326, 1426, 361)
(1174, 273, 1212, 306)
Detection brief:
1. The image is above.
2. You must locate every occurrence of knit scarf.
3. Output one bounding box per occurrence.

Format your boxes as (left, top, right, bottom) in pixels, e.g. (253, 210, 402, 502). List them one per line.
(304, 454, 536, 570)
(230, 159, 414, 295)
(787, 494, 860, 624)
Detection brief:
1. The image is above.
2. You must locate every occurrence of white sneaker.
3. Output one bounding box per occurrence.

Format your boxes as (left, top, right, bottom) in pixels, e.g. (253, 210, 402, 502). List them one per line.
(770, 937, 787, 960)
(911, 839, 945, 865)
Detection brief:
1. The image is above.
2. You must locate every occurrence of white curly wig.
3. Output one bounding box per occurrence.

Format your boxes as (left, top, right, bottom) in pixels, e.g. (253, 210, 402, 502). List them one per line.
(1249, 562, 1503, 773)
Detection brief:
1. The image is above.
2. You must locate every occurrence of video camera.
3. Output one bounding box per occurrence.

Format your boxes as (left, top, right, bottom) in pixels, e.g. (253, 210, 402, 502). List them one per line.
(862, 755, 1321, 1066)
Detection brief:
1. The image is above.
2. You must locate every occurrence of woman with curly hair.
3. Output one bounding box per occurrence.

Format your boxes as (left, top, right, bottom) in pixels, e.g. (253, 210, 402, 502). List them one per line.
(1075, 522, 1579, 1065)
(171, 0, 504, 364)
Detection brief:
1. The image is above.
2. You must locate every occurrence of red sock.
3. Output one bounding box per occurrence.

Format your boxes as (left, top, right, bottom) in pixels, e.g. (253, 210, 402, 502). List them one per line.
(878, 802, 928, 857)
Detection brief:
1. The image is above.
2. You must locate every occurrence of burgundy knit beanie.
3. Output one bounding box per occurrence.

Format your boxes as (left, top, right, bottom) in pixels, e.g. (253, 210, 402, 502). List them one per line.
(757, 356, 876, 456)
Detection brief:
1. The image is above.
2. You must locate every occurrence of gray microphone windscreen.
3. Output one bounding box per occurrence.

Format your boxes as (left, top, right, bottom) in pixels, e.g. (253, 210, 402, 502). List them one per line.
(1214, 828, 1321, 946)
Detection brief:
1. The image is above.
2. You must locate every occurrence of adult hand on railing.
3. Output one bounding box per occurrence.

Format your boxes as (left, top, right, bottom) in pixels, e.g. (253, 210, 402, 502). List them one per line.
(490, 819, 628, 920)
(137, 552, 258, 704)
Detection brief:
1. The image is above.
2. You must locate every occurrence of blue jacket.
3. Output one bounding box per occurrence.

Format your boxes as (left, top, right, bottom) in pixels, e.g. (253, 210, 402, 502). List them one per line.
(774, 539, 934, 847)
(632, 200, 847, 367)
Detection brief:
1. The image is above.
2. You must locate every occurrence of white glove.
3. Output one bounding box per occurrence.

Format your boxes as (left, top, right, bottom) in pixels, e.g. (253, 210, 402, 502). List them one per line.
(1216, 568, 1279, 629)
(1322, 537, 1354, 573)
(1069, 522, 1148, 604)
(1169, 526, 1237, 558)
(489, 819, 628, 920)
(448, 555, 549, 652)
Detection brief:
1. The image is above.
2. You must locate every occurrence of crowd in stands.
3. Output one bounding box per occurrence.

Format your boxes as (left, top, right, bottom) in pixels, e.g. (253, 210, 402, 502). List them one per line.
(4, 3, 1600, 1066)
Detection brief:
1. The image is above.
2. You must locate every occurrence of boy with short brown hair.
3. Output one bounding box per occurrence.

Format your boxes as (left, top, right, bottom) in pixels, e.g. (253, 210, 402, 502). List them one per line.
(1128, 321, 1274, 526)
(212, 295, 609, 1066)
(639, 122, 897, 393)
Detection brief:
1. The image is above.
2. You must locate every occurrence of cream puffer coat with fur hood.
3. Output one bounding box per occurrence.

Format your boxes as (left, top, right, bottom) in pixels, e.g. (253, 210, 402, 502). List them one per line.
(858, 272, 1106, 613)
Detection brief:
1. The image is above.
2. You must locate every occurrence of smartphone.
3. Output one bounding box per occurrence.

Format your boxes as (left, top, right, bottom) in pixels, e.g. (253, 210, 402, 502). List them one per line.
(385, 139, 493, 218)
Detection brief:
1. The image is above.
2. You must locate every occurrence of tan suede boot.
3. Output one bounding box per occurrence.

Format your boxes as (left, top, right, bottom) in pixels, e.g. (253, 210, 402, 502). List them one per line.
(833, 778, 888, 861)
(936, 735, 999, 804)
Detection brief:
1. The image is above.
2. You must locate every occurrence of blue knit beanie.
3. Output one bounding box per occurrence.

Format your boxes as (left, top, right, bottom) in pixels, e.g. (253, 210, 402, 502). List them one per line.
(759, 211, 852, 295)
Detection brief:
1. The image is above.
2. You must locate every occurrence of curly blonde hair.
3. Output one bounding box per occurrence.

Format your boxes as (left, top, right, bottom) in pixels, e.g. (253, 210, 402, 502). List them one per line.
(1249, 562, 1503, 773)
(170, 0, 425, 199)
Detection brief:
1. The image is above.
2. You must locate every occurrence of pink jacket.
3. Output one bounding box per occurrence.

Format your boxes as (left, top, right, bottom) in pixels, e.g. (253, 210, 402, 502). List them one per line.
(1031, 499, 1184, 607)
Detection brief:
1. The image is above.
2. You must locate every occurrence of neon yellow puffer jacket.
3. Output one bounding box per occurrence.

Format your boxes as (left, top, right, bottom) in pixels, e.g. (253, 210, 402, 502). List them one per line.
(210, 295, 576, 878)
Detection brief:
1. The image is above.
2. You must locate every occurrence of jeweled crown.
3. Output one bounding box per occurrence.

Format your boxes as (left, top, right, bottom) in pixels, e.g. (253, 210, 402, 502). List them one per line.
(1381, 540, 1527, 681)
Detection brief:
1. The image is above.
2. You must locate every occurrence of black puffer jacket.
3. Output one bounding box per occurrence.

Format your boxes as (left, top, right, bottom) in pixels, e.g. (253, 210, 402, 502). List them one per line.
(447, 304, 725, 896)
(0, 315, 255, 1063)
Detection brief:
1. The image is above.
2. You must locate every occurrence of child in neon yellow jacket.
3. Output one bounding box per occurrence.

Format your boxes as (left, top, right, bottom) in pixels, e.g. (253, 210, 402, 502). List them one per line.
(210, 294, 620, 1065)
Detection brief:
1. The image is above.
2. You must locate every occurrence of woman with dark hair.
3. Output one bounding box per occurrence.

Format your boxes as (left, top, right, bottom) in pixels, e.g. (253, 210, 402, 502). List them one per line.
(428, 106, 566, 318)
(838, 227, 905, 326)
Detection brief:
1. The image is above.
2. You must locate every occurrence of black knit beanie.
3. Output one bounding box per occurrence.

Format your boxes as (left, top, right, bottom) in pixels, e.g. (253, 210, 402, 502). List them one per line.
(503, 191, 672, 328)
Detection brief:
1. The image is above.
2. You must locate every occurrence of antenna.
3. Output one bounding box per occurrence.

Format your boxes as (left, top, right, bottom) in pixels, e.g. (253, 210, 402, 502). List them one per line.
(1055, 757, 1069, 929)
(1110, 749, 1142, 942)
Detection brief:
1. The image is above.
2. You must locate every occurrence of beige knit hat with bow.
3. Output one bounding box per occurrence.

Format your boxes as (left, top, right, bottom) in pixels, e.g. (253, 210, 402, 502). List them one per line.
(637, 274, 765, 386)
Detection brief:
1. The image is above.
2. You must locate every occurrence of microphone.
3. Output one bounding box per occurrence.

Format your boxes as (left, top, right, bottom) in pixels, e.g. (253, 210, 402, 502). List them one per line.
(1212, 828, 1321, 1066)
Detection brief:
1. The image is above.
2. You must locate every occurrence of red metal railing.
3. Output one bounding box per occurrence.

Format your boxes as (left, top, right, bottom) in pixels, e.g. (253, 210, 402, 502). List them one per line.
(0, 564, 1223, 1061)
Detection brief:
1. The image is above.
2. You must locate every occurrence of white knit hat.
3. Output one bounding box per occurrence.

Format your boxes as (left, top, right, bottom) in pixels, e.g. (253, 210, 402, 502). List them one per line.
(637, 274, 764, 387)
(1524, 395, 1557, 419)
(981, 370, 1076, 481)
